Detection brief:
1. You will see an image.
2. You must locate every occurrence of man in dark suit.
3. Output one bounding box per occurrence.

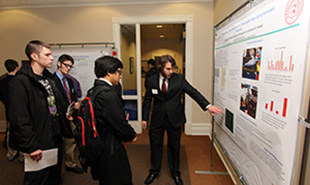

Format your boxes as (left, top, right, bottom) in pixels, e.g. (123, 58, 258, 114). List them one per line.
(54, 54, 83, 174)
(142, 55, 223, 185)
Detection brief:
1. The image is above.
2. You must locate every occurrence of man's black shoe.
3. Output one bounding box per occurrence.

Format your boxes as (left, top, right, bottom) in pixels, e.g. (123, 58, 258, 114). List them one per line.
(172, 175, 183, 185)
(144, 173, 158, 184)
(66, 166, 84, 174)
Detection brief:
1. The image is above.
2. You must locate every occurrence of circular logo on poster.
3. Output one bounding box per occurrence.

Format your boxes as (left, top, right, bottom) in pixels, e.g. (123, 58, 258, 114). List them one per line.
(285, 0, 304, 25)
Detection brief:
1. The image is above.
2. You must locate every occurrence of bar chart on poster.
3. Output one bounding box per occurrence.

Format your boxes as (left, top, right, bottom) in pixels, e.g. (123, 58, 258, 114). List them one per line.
(213, 0, 310, 184)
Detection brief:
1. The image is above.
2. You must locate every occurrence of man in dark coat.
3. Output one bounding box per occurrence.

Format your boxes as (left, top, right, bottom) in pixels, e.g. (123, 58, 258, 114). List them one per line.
(54, 54, 83, 174)
(144, 58, 158, 88)
(142, 55, 223, 185)
(9, 40, 63, 185)
(92, 56, 137, 185)
(0, 59, 20, 161)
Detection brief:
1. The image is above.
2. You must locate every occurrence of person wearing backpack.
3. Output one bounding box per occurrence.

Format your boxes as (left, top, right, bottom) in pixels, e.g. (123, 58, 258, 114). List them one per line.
(91, 56, 137, 185)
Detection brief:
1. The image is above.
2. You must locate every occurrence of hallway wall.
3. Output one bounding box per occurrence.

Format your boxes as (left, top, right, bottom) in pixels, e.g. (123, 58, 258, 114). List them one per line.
(0, 2, 214, 132)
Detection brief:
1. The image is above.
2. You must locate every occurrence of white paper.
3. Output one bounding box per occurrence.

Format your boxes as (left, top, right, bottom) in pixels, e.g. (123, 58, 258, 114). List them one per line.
(66, 101, 75, 116)
(24, 148, 58, 172)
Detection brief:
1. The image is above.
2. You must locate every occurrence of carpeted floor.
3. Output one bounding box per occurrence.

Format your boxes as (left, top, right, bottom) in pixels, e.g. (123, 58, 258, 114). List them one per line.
(127, 144, 190, 185)
(0, 143, 190, 185)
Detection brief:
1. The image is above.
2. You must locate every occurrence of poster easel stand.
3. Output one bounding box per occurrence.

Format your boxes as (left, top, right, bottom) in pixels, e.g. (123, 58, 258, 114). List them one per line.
(195, 119, 229, 175)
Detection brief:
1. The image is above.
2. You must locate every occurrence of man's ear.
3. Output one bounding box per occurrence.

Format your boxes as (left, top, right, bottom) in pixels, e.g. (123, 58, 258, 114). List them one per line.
(57, 61, 61, 68)
(30, 53, 38, 61)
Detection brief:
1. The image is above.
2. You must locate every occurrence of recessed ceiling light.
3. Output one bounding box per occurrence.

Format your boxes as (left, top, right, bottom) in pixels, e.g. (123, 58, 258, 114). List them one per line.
(159, 35, 165, 38)
(156, 25, 163, 28)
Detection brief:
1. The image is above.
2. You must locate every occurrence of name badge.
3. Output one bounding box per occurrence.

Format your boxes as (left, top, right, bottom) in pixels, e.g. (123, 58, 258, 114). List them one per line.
(152, 89, 158, 94)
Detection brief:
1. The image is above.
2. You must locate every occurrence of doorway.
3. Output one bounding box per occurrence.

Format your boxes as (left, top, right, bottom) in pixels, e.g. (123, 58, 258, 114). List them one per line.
(140, 24, 185, 97)
(113, 15, 194, 134)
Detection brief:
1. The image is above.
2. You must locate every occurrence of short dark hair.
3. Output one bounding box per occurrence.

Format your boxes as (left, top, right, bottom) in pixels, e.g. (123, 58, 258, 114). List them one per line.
(148, 59, 156, 66)
(4, 59, 19, 72)
(25, 40, 50, 61)
(158, 55, 176, 71)
(95, 56, 123, 78)
(57, 54, 74, 68)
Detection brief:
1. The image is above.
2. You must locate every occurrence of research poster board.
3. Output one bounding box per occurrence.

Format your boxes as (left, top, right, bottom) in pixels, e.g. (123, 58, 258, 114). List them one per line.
(213, 0, 309, 184)
(49, 46, 113, 99)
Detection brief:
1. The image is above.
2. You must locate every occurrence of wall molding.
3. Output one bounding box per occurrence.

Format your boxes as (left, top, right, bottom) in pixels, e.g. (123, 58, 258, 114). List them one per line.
(184, 122, 211, 136)
(0, 120, 6, 132)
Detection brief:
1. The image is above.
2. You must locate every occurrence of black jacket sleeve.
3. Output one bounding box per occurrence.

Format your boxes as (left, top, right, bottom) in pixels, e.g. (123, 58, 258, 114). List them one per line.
(182, 76, 210, 111)
(8, 77, 40, 153)
(95, 89, 136, 142)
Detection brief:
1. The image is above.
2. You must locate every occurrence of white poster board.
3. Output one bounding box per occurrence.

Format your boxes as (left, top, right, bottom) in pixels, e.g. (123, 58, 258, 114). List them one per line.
(213, 0, 309, 184)
(49, 46, 113, 99)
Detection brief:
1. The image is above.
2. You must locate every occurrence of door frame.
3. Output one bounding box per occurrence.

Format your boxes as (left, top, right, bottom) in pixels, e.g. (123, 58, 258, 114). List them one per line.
(112, 15, 195, 134)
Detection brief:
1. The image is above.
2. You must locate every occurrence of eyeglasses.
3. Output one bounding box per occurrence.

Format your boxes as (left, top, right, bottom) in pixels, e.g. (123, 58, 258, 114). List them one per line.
(62, 63, 73, 68)
(116, 69, 122, 75)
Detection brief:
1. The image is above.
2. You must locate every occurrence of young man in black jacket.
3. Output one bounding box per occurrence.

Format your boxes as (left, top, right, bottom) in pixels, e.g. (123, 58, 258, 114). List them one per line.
(0, 59, 21, 161)
(92, 56, 137, 185)
(9, 40, 63, 185)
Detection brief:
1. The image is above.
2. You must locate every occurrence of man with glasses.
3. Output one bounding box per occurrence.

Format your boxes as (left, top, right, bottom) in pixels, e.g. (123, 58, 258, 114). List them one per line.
(54, 54, 83, 174)
(90, 56, 136, 185)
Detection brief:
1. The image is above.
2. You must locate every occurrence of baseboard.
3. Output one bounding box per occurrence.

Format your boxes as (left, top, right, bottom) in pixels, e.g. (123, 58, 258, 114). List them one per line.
(0, 120, 6, 132)
(184, 122, 211, 136)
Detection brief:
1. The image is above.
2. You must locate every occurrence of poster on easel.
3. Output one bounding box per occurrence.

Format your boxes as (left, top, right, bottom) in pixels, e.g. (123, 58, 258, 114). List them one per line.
(49, 46, 113, 99)
(213, 0, 309, 184)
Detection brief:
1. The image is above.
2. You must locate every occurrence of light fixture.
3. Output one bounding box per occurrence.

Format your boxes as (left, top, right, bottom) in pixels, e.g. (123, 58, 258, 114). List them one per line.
(159, 35, 165, 38)
(156, 25, 163, 28)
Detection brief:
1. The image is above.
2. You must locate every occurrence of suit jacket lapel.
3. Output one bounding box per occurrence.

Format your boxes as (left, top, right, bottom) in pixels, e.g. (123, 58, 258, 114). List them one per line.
(54, 73, 69, 104)
(165, 73, 175, 97)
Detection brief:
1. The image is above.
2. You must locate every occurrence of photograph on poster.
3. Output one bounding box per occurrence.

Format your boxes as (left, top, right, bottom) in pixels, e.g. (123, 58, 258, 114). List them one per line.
(242, 47, 262, 80)
(240, 83, 258, 119)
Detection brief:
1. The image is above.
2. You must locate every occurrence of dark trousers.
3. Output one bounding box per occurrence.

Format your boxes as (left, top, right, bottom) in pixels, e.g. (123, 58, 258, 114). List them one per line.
(149, 116, 181, 176)
(23, 136, 63, 185)
(97, 142, 133, 185)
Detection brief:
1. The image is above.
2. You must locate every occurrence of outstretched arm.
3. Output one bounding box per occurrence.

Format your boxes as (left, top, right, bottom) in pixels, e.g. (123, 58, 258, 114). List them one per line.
(207, 105, 223, 116)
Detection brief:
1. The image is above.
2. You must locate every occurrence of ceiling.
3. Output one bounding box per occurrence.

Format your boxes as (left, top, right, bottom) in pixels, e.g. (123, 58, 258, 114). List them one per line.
(142, 24, 184, 39)
(122, 24, 184, 40)
(0, 0, 212, 9)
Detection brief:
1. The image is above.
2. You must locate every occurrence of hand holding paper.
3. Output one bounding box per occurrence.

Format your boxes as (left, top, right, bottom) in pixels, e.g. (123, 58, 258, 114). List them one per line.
(24, 148, 58, 172)
(30, 149, 42, 162)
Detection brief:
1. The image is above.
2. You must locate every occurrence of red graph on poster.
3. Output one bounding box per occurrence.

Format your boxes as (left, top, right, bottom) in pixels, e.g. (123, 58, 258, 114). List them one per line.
(267, 51, 294, 71)
(265, 97, 288, 117)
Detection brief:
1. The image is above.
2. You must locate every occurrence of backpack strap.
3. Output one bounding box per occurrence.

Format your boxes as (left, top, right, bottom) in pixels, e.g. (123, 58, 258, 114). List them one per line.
(87, 86, 109, 102)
